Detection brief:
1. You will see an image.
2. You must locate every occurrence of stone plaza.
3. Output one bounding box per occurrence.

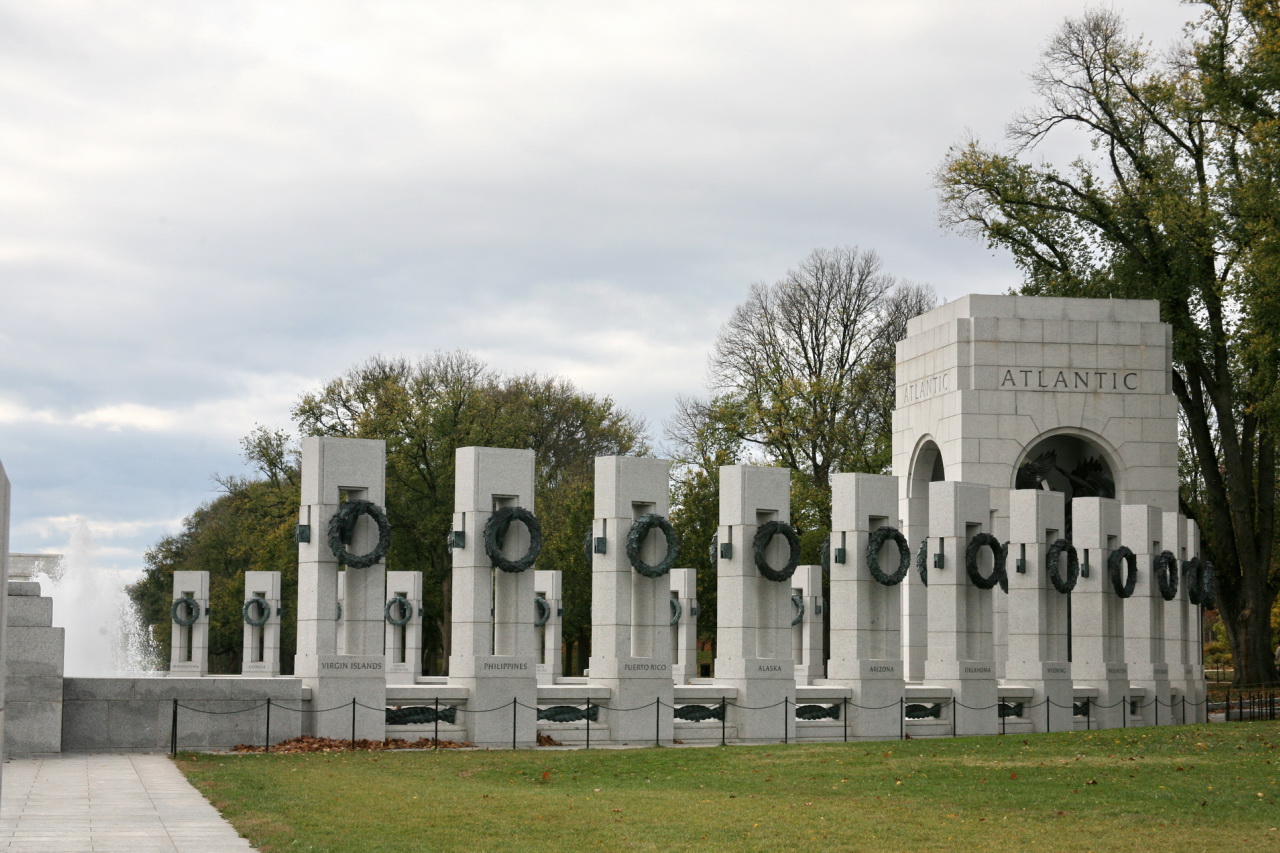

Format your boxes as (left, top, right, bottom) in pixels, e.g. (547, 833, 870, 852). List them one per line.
(0, 294, 1212, 761)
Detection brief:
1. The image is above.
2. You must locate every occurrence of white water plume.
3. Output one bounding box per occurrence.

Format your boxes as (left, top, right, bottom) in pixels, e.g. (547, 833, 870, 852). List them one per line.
(36, 518, 161, 677)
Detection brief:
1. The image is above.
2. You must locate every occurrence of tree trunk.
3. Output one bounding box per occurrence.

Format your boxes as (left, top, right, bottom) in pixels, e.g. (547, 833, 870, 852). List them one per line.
(1175, 368, 1278, 688)
(1220, 563, 1280, 687)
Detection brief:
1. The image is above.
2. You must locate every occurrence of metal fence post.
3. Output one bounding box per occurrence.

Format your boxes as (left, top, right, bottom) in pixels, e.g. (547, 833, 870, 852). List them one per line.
(265, 698, 272, 754)
(782, 698, 788, 745)
(512, 698, 518, 751)
(720, 697, 726, 747)
(351, 698, 357, 748)
(842, 697, 848, 743)
(655, 699, 661, 748)
(170, 699, 178, 757)
(585, 702, 591, 750)
(899, 697, 905, 741)
(434, 697, 440, 750)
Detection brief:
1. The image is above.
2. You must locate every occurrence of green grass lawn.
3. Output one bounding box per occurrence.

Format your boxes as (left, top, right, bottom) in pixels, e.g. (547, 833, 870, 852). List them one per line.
(176, 721, 1280, 852)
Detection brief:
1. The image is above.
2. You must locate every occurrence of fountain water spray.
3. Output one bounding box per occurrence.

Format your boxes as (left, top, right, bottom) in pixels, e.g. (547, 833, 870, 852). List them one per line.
(37, 518, 161, 677)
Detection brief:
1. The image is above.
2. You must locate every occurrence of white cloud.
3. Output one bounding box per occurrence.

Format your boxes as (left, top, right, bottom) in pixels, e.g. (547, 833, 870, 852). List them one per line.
(0, 399, 60, 426)
(16, 514, 184, 543)
(71, 404, 176, 432)
(0, 0, 1198, 572)
(0, 371, 311, 437)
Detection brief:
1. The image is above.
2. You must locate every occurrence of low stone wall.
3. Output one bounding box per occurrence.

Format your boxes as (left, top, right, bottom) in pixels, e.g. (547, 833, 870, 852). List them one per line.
(62, 677, 306, 753)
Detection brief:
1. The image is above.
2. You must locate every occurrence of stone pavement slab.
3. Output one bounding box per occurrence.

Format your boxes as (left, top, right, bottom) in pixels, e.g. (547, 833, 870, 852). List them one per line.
(0, 753, 254, 851)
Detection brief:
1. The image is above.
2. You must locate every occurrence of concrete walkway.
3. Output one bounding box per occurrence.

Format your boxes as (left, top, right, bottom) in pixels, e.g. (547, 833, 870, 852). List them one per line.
(0, 753, 254, 851)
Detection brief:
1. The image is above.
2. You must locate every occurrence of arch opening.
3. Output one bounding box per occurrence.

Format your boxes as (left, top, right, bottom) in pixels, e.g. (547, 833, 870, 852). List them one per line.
(909, 438, 946, 500)
(1015, 433, 1116, 501)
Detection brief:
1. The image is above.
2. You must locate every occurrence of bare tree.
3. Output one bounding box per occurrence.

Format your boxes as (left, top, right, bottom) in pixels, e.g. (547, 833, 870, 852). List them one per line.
(709, 247, 935, 492)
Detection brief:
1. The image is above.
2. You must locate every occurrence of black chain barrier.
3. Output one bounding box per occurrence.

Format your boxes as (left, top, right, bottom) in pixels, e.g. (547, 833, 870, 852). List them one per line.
(169, 685, 1220, 755)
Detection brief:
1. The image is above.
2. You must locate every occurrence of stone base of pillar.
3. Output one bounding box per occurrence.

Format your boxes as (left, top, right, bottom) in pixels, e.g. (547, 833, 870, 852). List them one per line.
(714, 657, 796, 743)
(820, 658, 904, 740)
(1003, 661, 1073, 733)
(926, 660, 998, 736)
(1073, 661, 1129, 730)
(1127, 662, 1172, 727)
(590, 656, 675, 744)
(303, 655, 387, 741)
(450, 654, 538, 748)
(1185, 665, 1208, 724)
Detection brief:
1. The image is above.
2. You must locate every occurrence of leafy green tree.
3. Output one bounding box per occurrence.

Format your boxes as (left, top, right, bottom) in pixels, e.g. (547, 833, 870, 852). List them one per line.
(936, 3, 1279, 684)
(129, 429, 300, 672)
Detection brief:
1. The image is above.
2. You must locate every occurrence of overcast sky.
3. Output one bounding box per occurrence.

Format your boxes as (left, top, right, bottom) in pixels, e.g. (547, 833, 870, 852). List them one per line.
(1, 1, 1194, 576)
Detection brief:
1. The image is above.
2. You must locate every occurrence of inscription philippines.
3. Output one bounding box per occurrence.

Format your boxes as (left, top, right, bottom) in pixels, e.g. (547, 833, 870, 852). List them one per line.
(1000, 369, 1138, 391)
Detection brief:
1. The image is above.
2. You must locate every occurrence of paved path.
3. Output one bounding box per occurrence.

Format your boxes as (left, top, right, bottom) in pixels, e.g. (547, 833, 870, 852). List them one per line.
(0, 753, 254, 851)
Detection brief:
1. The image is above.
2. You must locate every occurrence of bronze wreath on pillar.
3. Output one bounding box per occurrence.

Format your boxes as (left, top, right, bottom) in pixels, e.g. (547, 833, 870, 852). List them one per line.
(327, 499, 392, 568)
(242, 596, 271, 627)
(1045, 539, 1081, 594)
(1108, 546, 1138, 598)
(964, 532, 1006, 590)
(171, 596, 200, 627)
(1154, 550, 1178, 600)
(866, 526, 911, 586)
(753, 520, 801, 582)
(483, 506, 542, 573)
(384, 596, 413, 626)
(626, 514, 680, 578)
